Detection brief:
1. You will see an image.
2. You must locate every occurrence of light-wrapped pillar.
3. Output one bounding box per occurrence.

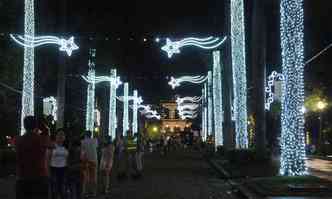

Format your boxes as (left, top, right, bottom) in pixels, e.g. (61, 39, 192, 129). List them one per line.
(109, 69, 118, 140)
(123, 83, 129, 136)
(231, 0, 248, 148)
(21, 0, 35, 134)
(279, 0, 307, 176)
(213, 51, 223, 147)
(133, 90, 138, 135)
(207, 71, 213, 137)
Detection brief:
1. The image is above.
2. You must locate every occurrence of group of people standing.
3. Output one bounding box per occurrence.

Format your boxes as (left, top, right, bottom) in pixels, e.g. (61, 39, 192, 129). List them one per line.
(16, 116, 144, 199)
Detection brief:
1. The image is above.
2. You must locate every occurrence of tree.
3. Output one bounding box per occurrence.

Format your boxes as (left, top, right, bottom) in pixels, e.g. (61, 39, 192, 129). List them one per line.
(251, 0, 267, 155)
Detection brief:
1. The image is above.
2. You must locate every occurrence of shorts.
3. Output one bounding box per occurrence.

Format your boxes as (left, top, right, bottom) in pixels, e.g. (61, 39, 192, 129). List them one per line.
(83, 160, 97, 184)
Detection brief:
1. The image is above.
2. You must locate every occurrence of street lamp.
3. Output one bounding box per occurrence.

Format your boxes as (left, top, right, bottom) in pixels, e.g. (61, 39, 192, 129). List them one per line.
(317, 100, 328, 153)
(317, 101, 327, 111)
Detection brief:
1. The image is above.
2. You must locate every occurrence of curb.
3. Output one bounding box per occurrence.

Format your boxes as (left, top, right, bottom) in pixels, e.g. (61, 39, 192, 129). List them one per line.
(206, 158, 231, 179)
(206, 157, 265, 199)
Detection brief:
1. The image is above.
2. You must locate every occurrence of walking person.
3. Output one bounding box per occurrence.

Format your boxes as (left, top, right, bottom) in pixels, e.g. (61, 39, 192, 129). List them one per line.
(81, 131, 98, 197)
(16, 116, 51, 199)
(66, 139, 83, 199)
(116, 134, 127, 180)
(135, 134, 144, 178)
(99, 139, 114, 194)
(50, 129, 69, 199)
(126, 132, 139, 179)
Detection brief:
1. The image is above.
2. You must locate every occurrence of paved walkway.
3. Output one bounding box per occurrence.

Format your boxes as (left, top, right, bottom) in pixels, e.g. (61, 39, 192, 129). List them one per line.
(307, 157, 332, 182)
(106, 150, 238, 199)
(0, 150, 239, 199)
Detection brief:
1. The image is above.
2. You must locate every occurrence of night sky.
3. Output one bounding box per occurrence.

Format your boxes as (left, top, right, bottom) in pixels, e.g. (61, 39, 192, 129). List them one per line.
(1, 0, 332, 111)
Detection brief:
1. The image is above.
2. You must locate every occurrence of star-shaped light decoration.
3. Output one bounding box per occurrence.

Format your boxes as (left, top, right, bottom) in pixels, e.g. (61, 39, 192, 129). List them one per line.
(59, 36, 79, 56)
(168, 77, 180, 89)
(161, 38, 181, 58)
(113, 76, 122, 88)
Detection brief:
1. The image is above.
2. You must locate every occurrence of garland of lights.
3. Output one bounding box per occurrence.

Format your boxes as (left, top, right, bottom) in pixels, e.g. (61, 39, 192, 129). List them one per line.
(265, 71, 284, 110)
(176, 96, 202, 104)
(231, 0, 248, 149)
(212, 51, 223, 147)
(123, 83, 129, 136)
(207, 71, 213, 137)
(138, 105, 151, 113)
(177, 103, 200, 112)
(84, 68, 96, 132)
(202, 83, 208, 141)
(20, 0, 35, 134)
(279, 0, 307, 176)
(179, 110, 198, 120)
(10, 34, 79, 56)
(43, 96, 57, 121)
(169, 76, 207, 89)
(109, 69, 121, 140)
(161, 36, 227, 58)
(145, 114, 161, 120)
(133, 90, 140, 134)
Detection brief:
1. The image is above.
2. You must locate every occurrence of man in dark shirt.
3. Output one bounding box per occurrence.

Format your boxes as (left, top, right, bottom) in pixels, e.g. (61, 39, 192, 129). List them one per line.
(16, 116, 50, 199)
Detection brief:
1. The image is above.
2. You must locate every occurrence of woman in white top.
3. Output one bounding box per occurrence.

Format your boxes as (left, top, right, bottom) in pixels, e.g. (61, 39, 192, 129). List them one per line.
(50, 130, 68, 199)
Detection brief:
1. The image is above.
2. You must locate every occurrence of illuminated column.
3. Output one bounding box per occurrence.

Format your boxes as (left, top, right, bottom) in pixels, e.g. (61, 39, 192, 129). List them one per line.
(85, 49, 96, 132)
(85, 68, 95, 132)
(231, 0, 248, 149)
(123, 83, 129, 136)
(204, 83, 208, 141)
(20, 0, 35, 134)
(207, 71, 213, 137)
(109, 69, 117, 140)
(213, 51, 223, 147)
(279, 0, 307, 176)
(133, 90, 138, 135)
(202, 86, 207, 141)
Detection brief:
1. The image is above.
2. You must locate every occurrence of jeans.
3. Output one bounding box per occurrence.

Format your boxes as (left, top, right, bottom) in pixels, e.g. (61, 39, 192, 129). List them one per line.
(67, 175, 81, 199)
(50, 167, 66, 199)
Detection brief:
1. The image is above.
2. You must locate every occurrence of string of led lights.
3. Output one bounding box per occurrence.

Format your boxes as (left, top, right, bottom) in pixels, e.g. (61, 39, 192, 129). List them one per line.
(19, 0, 35, 135)
(207, 71, 213, 137)
(161, 36, 227, 58)
(10, 34, 79, 56)
(265, 71, 285, 110)
(212, 51, 223, 147)
(176, 96, 202, 104)
(84, 68, 96, 132)
(279, 0, 307, 176)
(168, 76, 208, 89)
(231, 0, 248, 149)
(43, 96, 58, 122)
(202, 83, 208, 141)
(133, 90, 141, 134)
(177, 103, 200, 112)
(179, 110, 198, 120)
(109, 69, 121, 140)
(123, 83, 129, 136)
(145, 113, 161, 120)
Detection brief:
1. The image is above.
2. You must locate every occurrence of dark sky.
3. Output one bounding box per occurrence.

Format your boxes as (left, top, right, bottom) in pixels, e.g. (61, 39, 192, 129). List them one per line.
(2, 0, 332, 104)
(34, 0, 227, 104)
